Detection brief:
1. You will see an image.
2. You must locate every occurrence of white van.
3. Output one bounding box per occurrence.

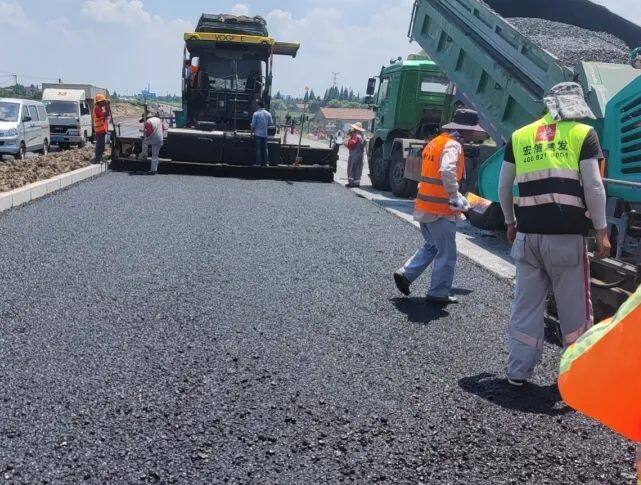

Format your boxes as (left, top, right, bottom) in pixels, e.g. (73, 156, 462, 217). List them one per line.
(0, 98, 51, 159)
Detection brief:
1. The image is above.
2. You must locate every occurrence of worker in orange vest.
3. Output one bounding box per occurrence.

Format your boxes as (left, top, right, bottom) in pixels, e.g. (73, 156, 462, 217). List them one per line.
(92, 93, 110, 163)
(394, 109, 486, 304)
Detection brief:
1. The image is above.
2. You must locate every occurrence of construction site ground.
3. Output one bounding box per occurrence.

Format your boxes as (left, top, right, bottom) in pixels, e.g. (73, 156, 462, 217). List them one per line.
(0, 165, 635, 484)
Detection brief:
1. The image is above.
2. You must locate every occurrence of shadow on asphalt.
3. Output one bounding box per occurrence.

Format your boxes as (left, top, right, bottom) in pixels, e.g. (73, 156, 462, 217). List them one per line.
(458, 372, 572, 416)
(391, 297, 450, 324)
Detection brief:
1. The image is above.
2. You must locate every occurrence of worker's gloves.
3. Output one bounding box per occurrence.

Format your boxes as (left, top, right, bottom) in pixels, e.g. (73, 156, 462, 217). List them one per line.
(449, 192, 471, 212)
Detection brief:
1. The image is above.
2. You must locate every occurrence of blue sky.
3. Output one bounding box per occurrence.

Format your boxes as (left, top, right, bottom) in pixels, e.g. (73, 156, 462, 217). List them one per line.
(0, 0, 638, 97)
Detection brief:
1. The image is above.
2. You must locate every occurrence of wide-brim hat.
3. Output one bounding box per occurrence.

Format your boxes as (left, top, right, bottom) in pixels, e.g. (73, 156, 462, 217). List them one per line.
(544, 82, 596, 121)
(350, 122, 365, 132)
(442, 109, 486, 133)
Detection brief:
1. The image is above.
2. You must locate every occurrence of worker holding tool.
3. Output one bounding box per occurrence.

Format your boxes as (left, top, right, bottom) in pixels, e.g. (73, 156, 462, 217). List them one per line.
(139, 112, 166, 175)
(251, 100, 273, 167)
(498, 82, 611, 387)
(92, 94, 110, 164)
(345, 122, 366, 188)
(394, 109, 484, 305)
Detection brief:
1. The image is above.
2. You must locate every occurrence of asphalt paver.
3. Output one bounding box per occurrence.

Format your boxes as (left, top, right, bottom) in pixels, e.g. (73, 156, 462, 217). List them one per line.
(0, 173, 634, 484)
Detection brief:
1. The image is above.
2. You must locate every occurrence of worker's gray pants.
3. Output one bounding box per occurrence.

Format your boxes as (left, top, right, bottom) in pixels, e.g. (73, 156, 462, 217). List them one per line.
(507, 233, 593, 380)
(347, 154, 364, 185)
(142, 139, 163, 173)
(400, 219, 457, 298)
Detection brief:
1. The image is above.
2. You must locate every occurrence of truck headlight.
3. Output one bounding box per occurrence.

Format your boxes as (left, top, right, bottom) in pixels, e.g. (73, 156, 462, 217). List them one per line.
(0, 128, 18, 137)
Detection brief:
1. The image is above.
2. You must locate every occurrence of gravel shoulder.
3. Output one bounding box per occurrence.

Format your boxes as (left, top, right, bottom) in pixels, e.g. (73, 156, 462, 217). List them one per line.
(0, 147, 98, 193)
(0, 173, 634, 484)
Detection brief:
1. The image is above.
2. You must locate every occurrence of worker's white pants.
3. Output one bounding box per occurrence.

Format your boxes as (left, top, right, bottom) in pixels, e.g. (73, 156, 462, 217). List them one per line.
(142, 139, 163, 173)
(507, 233, 593, 380)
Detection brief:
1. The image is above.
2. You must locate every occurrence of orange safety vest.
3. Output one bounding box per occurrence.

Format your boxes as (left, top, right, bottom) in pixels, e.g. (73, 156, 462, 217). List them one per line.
(414, 133, 465, 217)
(93, 106, 109, 135)
(558, 285, 641, 442)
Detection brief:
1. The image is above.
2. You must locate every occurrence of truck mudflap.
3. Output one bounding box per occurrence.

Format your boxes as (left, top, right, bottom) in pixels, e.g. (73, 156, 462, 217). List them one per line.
(110, 131, 338, 183)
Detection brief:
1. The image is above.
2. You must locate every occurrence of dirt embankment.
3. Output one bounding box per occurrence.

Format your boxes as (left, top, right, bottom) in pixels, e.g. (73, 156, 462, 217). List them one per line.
(110, 102, 144, 118)
(0, 146, 107, 193)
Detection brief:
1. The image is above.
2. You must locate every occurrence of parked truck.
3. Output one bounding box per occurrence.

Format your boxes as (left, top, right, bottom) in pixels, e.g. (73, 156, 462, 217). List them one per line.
(408, 0, 641, 320)
(365, 55, 497, 198)
(111, 14, 338, 180)
(41, 83, 108, 149)
(365, 56, 451, 196)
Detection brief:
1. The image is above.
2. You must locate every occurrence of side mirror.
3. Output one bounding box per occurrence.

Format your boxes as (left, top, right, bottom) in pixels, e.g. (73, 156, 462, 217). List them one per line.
(366, 77, 377, 96)
(364, 95, 374, 105)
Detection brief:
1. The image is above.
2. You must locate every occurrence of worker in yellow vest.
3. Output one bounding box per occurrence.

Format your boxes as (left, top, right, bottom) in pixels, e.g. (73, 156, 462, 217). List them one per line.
(394, 109, 486, 305)
(498, 82, 611, 386)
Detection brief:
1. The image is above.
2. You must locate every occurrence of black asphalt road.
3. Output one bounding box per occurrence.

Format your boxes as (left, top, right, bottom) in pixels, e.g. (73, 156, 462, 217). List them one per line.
(0, 173, 634, 484)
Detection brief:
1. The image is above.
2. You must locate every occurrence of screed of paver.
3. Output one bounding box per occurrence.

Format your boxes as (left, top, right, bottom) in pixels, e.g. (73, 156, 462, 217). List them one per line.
(0, 172, 633, 484)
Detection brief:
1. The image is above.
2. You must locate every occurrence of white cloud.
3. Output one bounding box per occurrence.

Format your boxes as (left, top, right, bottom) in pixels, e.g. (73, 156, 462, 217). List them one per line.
(0, 1, 33, 27)
(81, 0, 152, 25)
(231, 3, 250, 16)
(266, 1, 416, 96)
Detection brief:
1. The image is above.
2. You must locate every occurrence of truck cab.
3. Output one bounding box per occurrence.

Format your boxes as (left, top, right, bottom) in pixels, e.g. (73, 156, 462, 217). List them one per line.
(366, 57, 452, 195)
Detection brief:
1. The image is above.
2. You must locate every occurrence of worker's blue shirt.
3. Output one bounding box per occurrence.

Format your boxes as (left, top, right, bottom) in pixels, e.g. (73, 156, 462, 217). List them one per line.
(251, 109, 273, 138)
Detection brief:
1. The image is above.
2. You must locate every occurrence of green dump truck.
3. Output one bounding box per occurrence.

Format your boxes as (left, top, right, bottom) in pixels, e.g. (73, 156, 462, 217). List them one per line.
(365, 57, 452, 197)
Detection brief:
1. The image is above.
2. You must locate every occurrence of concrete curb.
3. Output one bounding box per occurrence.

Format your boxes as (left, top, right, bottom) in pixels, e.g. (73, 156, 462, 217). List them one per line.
(349, 186, 516, 282)
(0, 164, 107, 213)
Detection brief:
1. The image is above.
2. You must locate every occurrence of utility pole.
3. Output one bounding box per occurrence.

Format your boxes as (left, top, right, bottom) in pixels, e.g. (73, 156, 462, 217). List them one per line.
(331, 72, 340, 88)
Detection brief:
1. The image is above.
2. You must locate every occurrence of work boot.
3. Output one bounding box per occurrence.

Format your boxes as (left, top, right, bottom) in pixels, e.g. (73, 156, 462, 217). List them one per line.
(394, 271, 411, 296)
(425, 295, 458, 305)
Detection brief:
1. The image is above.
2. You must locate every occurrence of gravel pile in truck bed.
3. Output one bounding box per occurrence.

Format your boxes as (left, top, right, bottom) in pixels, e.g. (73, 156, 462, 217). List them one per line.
(0, 174, 635, 483)
(508, 17, 630, 67)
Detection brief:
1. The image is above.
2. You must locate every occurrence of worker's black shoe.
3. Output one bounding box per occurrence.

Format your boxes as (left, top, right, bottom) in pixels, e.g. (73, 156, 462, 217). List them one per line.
(425, 295, 458, 305)
(394, 271, 411, 296)
(507, 378, 526, 387)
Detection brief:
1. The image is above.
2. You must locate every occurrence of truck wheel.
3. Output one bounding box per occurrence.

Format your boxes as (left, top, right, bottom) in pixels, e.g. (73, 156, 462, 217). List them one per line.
(389, 147, 418, 198)
(15, 143, 27, 160)
(38, 139, 49, 156)
(369, 147, 390, 190)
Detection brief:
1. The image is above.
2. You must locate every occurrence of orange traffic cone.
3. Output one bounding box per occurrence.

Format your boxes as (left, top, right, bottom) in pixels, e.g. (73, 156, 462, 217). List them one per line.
(558, 287, 641, 441)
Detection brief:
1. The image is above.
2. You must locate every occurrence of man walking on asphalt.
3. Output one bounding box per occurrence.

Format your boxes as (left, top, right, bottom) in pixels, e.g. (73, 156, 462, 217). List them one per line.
(394, 109, 486, 305)
(498, 82, 611, 387)
(345, 122, 366, 188)
(139, 112, 165, 175)
(92, 94, 110, 164)
(251, 100, 273, 167)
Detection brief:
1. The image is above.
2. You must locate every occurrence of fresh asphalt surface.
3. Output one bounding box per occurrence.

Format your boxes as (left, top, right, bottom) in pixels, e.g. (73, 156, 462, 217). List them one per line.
(0, 172, 634, 484)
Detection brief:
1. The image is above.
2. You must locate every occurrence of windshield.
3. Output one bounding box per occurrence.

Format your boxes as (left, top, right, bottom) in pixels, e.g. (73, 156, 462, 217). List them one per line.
(0, 102, 20, 122)
(420, 75, 449, 94)
(44, 100, 78, 117)
(201, 54, 265, 91)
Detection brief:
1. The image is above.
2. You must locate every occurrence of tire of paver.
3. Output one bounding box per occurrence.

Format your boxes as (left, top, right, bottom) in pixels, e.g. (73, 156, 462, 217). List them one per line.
(389, 146, 417, 198)
(369, 147, 390, 190)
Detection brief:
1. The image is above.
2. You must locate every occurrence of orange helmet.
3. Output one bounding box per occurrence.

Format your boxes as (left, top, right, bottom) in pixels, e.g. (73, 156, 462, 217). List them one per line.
(95, 93, 107, 103)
